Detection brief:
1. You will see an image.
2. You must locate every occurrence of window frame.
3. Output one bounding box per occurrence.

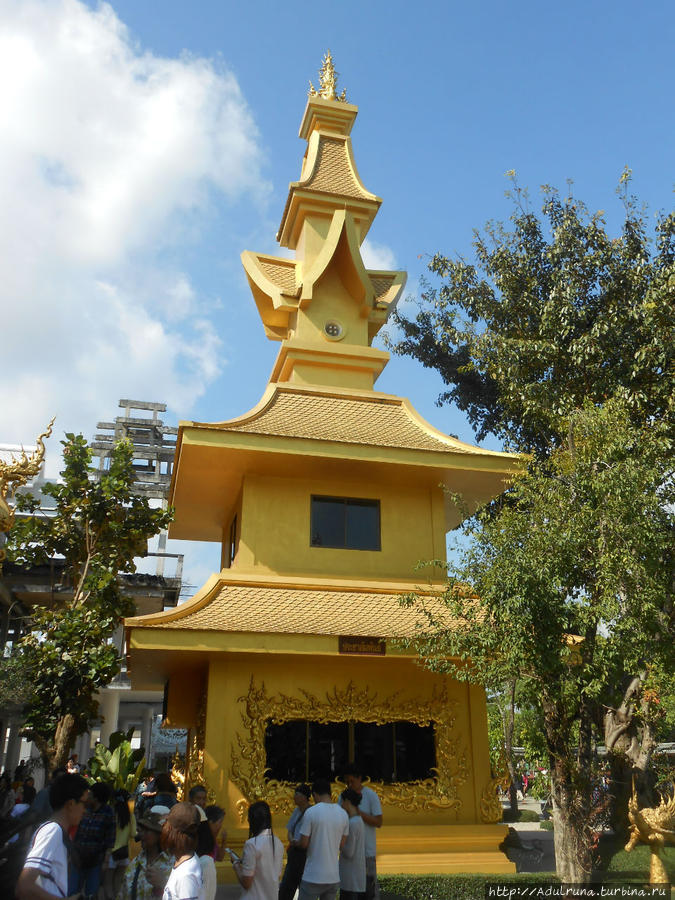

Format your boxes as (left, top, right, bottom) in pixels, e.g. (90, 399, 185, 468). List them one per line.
(309, 494, 381, 551)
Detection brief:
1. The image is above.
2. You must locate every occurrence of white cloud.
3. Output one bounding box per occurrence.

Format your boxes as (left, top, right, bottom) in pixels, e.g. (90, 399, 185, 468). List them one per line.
(361, 238, 397, 271)
(0, 0, 268, 469)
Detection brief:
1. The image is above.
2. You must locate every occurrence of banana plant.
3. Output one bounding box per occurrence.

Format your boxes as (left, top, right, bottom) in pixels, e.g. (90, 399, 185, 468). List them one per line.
(88, 727, 146, 792)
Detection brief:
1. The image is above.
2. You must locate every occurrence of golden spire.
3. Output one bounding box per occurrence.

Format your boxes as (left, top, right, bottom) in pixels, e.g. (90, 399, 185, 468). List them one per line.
(308, 50, 347, 102)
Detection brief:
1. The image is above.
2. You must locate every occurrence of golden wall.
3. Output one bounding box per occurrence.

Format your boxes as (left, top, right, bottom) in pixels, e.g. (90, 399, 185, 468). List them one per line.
(166, 652, 495, 836)
(233, 473, 447, 581)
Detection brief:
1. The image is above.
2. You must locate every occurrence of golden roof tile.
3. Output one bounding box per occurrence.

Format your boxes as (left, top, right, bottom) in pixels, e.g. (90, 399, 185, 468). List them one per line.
(303, 136, 369, 199)
(370, 274, 397, 303)
(256, 257, 300, 296)
(146, 582, 445, 638)
(216, 388, 474, 454)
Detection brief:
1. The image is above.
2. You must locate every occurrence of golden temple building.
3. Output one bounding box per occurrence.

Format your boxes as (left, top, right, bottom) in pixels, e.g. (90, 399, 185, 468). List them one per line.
(125, 55, 518, 879)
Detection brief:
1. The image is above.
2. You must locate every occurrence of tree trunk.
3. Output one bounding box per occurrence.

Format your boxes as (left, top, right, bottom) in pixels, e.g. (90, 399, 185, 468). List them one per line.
(25, 714, 79, 773)
(53, 713, 77, 770)
(605, 673, 658, 837)
(608, 752, 632, 837)
(503, 679, 519, 815)
(551, 774, 593, 884)
(544, 690, 593, 885)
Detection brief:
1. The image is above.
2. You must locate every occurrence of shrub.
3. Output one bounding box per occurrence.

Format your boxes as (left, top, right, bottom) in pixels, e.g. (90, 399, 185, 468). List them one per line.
(517, 809, 541, 822)
(502, 808, 541, 823)
(379, 873, 557, 900)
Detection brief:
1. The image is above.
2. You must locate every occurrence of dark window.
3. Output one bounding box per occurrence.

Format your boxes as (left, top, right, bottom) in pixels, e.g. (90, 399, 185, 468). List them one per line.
(228, 515, 238, 566)
(311, 496, 380, 550)
(391, 721, 436, 781)
(264, 719, 435, 783)
(309, 722, 350, 780)
(264, 720, 307, 782)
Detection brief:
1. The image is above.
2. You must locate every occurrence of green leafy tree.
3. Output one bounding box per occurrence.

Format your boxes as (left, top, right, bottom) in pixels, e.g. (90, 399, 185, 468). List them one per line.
(393, 177, 674, 883)
(513, 702, 548, 772)
(487, 683, 550, 811)
(6, 434, 172, 771)
(486, 681, 520, 814)
(404, 402, 673, 882)
(0, 656, 32, 708)
(392, 172, 673, 456)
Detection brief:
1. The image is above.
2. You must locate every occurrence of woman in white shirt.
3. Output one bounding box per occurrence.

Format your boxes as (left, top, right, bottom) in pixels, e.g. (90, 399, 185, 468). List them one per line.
(160, 802, 205, 900)
(231, 801, 283, 900)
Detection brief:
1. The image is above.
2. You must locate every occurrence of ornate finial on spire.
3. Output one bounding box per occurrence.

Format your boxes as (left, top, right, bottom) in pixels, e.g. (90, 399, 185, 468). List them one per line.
(308, 50, 347, 103)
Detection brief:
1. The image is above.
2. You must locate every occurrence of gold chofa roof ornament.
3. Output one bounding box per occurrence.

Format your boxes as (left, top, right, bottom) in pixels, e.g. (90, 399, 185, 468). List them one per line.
(0, 417, 54, 569)
(308, 50, 347, 102)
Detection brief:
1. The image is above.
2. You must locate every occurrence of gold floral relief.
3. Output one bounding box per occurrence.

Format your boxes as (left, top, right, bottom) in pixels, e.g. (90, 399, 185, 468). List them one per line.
(171, 692, 215, 804)
(479, 745, 510, 824)
(230, 678, 469, 823)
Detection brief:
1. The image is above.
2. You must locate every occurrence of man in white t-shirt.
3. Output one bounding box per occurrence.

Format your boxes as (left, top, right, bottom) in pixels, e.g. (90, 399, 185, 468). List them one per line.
(298, 778, 349, 900)
(344, 763, 383, 900)
(17, 772, 90, 900)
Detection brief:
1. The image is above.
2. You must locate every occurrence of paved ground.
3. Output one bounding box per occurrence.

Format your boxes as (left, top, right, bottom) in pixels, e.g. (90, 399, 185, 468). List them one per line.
(500, 795, 556, 873)
(215, 887, 243, 899)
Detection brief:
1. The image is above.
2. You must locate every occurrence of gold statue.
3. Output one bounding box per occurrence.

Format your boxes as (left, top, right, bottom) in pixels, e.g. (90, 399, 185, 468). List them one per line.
(625, 780, 675, 884)
(0, 418, 54, 568)
(309, 50, 347, 102)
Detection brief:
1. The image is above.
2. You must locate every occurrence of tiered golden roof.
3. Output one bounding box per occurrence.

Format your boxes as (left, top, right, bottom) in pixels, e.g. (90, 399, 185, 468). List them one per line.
(128, 575, 449, 639)
(242, 58, 404, 372)
(205, 384, 505, 455)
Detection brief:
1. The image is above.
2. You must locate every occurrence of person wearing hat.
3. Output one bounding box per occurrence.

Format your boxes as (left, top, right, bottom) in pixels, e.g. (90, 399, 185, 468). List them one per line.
(160, 802, 205, 900)
(118, 805, 173, 900)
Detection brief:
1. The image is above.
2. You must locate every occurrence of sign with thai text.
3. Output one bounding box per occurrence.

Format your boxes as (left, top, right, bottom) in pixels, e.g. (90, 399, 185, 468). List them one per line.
(338, 636, 386, 655)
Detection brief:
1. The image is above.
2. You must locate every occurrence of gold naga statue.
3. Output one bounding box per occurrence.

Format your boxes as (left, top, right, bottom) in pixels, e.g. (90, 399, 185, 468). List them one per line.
(308, 50, 347, 102)
(0, 419, 54, 569)
(625, 780, 675, 884)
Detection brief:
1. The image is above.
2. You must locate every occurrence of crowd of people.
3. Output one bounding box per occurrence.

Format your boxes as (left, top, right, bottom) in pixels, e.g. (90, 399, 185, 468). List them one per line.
(1, 759, 381, 900)
(244, 761, 382, 900)
(1, 767, 225, 900)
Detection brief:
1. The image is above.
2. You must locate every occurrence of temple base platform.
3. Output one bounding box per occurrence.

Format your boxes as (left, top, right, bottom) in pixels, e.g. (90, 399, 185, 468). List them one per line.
(216, 824, 514, 882)
(376, 825, 515, 874)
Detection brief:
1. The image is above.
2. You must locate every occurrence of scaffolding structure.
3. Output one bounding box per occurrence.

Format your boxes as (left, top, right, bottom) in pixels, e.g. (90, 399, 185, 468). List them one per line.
(91, 399, 183, 585)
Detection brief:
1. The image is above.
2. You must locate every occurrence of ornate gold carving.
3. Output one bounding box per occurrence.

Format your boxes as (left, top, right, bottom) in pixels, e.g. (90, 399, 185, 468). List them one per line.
(0, 419, 54, 569)
(480, 745, 510, 824)
(170, 692, 215, 803)
(625, 781, 675, 884)
(309, 50, 347, 103)
(170, 749, 187, 799)
(230, 678, 468, 823)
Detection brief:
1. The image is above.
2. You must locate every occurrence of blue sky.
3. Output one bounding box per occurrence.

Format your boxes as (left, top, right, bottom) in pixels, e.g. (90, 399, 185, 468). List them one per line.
(103, 0, 675, 427)
(2, 0, 673, 587)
